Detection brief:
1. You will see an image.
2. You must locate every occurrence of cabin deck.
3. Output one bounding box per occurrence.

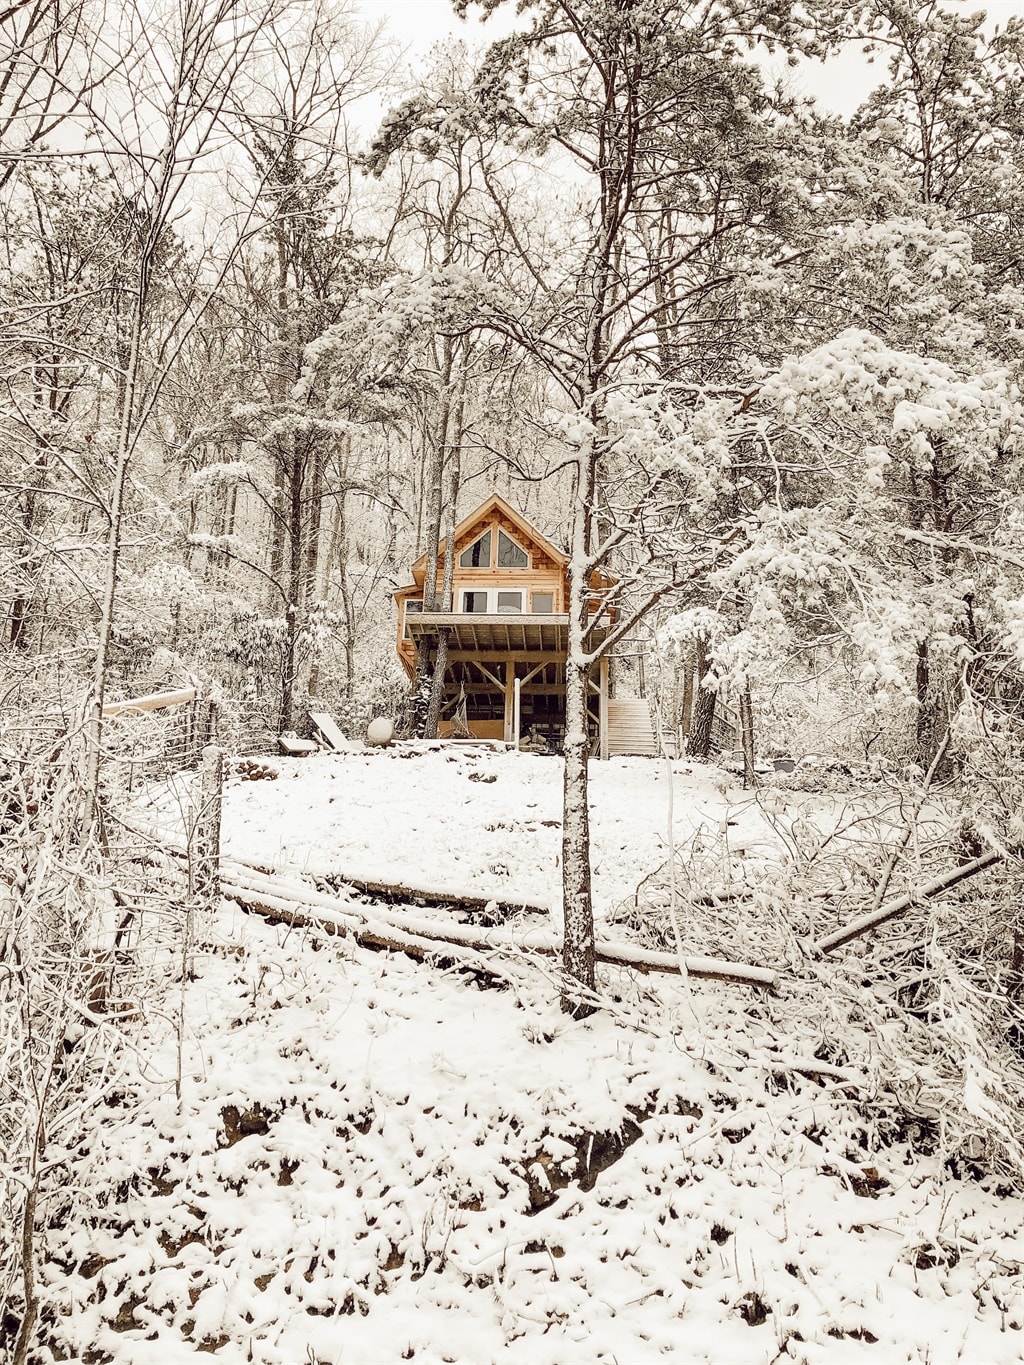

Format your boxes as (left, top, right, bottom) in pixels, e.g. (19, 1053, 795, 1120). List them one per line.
(405, 611, 613, 656)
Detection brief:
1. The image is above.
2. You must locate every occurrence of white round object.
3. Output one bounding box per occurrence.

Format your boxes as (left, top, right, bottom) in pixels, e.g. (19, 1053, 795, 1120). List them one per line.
(366, 717, 395, 746)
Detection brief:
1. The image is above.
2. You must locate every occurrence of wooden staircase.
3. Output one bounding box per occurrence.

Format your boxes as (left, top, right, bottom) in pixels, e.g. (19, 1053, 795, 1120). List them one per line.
(606, 698, 659, 757)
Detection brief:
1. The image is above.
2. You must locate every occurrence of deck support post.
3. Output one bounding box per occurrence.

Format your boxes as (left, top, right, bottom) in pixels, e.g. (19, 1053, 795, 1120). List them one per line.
(599, 656, 609, 760)
(503, 661, 515, 743)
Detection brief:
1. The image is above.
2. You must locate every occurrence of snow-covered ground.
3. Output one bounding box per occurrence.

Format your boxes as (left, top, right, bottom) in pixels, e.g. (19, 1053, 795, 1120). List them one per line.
(140, 744, 781, 918)
(44, 746, 1024, 1363)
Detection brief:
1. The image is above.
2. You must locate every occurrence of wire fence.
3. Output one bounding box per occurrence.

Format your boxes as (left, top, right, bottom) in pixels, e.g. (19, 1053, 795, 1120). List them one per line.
(99, 695, 278, 797)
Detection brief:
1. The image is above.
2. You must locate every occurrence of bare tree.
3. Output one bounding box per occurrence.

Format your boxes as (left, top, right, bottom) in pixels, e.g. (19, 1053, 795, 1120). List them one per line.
(69, 0, 303, 817)
(458, 0, 826, 1010)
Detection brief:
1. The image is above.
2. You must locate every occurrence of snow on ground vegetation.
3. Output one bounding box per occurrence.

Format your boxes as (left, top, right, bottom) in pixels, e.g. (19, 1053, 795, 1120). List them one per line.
(36, 747, 1024, 1362)
(137, 746, 836, 919)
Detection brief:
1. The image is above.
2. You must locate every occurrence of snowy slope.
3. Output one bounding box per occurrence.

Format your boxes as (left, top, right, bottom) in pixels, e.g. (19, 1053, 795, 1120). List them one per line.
(48, 904, 1024, 1365)
(139, 745, 769, 919)
(40, 746, 1023, 1363)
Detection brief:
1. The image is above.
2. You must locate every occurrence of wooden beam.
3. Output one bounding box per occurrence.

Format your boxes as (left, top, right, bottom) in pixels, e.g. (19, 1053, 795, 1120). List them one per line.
(102, 685, 197, 717)
(503, 661, 514, 743)
(446, 651, 565, 664)
(438, 682, 566, 696)
(475, 662, 505, 690)
(599, 656, 609, 760)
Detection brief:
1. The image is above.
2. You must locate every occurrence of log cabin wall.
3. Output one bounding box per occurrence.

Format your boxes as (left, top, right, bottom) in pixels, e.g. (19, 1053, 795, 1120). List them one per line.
(445, 507, 564, 614)
(394, 497, 573, 677)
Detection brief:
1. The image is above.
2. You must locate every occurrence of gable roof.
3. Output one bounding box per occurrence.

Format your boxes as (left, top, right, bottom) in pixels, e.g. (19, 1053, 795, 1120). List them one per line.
(410, 493, 568, 577)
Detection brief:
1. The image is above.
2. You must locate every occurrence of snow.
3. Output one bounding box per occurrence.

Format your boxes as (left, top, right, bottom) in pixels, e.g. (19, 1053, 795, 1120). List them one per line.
(138, 746, 743, 921)
(39, 748, 1024, 1362)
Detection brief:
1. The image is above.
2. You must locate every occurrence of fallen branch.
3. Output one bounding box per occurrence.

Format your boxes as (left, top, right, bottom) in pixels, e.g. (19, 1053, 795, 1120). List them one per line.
(814, 851, 1003, 955)
(128, 822, 777, 989)
(867, 729, 951, 915)
(229, 885, 535, 990)
(217, 866, 777, 990)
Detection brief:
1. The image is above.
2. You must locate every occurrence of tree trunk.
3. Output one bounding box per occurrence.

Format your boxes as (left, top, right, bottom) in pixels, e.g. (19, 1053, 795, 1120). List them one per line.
(688, 636, 716, 760)
(279, 447, 307, 732)
(561, 653, 596, 1012)
(11, 1182, 37, 1365)
(678, 652, 695, 744)
(336, 490, 356, 704)
(916, 638, 941, 769)
(424, 364, 465, 739)
(560, 437, 598, 1015)
(411, 336, 456, 738)
(739, 684, 756, 787)
(84, 295, 145, 828)
(9, 436, 46, 649)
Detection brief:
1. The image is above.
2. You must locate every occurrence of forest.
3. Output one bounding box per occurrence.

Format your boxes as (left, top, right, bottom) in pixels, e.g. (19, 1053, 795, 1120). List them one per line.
(2, 0, 1024, 1360)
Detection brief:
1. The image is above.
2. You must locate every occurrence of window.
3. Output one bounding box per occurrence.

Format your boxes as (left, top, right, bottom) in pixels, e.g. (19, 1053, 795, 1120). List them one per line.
(403, 599, 422, 637)
(459, 531, 491, 569)
(460, 588, 524, 613)
(531, 592, 553, 614)
(497, 529, 528, 568)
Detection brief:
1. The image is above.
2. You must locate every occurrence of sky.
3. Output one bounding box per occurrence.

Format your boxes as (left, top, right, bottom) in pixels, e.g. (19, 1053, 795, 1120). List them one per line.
(358, 0, 1024, 115)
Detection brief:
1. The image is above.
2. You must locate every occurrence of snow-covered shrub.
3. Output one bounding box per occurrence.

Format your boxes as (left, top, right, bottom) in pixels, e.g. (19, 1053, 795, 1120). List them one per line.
(607, 787, 1024, 1181)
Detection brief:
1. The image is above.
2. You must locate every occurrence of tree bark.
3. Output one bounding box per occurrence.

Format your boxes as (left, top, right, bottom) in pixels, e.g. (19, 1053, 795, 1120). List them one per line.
(560, 427, 600, 1013)
(424, 364, 466, 739)
(915, 638, 937, 768)
(561, 654, 596, 1008)
(687, 636, 717, 760)
(678, 654, 695, 746)
(739, 685, 757, 787)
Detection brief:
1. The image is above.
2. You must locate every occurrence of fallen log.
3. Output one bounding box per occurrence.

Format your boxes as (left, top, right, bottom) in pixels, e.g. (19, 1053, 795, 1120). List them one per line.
(128, 822, 777, 989)
(315, 870, 548, 917)
(130, 818, 549, 917)
(218, 868, 777, 990)
(225, 884, 530, 987)
(103, 685, 197, 717)
(213, 858, 545, 925)
(814, 851, 1003, 955)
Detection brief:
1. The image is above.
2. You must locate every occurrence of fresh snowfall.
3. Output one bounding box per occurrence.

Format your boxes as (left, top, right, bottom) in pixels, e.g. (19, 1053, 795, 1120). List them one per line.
(32, 744, 1024, 1364)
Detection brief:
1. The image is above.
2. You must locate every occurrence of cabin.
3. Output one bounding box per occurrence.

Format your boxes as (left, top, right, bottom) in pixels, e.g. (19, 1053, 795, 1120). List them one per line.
(394, 494, 658, 756)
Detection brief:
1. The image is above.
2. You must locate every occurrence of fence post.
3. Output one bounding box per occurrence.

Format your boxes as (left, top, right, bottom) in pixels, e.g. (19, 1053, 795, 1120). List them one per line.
(195, 743, 224, 917)
(185, 741, 224, 984)
(739, 685, 757, 788)
(203, 698, 219, 749)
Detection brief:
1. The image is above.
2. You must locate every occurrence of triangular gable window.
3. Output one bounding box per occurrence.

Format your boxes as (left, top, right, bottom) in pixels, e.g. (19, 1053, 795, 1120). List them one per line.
(497, 529, 528, 568)
(459, 530, 491, 568)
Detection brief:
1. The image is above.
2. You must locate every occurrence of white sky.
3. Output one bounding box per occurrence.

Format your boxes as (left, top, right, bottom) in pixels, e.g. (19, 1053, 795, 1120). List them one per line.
(359, 0, 1024, 115)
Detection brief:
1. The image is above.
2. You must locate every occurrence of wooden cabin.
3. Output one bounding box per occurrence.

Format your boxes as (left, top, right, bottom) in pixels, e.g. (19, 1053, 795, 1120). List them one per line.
(395, 494, 641, 754)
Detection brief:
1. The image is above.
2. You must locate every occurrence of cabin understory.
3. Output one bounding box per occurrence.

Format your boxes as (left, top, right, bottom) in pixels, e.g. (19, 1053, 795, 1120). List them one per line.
(407, 617, 612, 754)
